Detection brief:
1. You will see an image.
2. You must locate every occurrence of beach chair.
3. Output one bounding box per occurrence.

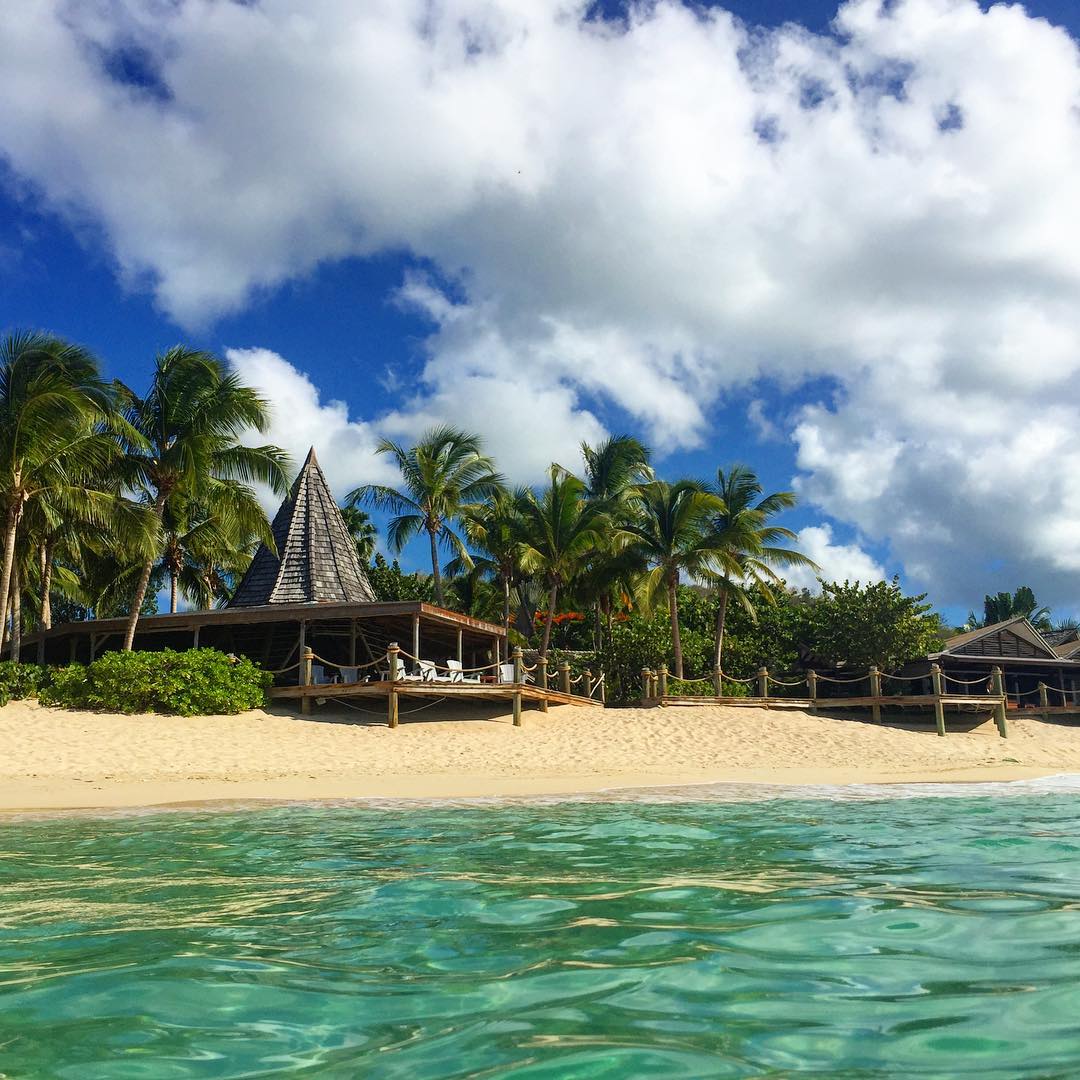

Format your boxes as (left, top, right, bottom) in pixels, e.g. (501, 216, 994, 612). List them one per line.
(499, 663, 533, 685)
(338, 666, 360, 684)
(445, 659, 480, 684)
(310, 664, 335, 685)
(406, 660, 454, 683)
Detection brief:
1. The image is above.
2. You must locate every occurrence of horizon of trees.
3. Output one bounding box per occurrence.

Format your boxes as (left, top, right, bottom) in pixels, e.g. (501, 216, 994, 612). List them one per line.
(2, 330, 1073, 679)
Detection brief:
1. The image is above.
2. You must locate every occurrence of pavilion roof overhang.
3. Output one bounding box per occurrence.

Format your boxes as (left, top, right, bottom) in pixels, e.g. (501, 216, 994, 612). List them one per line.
(38, 600, 506, 642)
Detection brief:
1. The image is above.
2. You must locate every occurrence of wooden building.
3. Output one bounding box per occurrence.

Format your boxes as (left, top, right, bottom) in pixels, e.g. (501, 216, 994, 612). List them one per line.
(901, 616, 1080, 706)
(26, 447, 506, 677)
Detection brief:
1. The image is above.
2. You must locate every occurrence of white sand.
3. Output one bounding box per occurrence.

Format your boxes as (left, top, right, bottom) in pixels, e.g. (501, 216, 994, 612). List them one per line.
(2, 697, 1079, 812)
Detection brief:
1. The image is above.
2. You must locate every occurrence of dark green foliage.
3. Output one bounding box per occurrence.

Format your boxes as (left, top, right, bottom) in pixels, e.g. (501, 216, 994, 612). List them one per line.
(807, 578, 944, 670)
(599, 616, 673, 704)
(970, 586, 1052, 632)
(40, 649, 272, 716)
(367, 553, 433, 603)
(0, 661, 50, 706)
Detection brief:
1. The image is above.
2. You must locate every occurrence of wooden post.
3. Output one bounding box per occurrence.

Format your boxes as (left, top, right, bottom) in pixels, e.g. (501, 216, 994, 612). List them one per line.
(1039, 681, 1049, 721)
(991, 666, 1008, 738)
(457, 629, 463, 664)
(658, 664, 668, 698)
(512, 646, 523, 727)
(869, 665, 881, 724)
(758, 666, 768, 700)
(537, 656, 548, 712)
(931, 662, 945, 737)
(349, 620, 357, 667)
(598, 673, 606, 705)
(583, 668, 592, 700)
(387, 643, 400, 729)
(560, 661, 571, 695)
(69, 635, 78, 665)
(642, 666, 652, 703)
(300, 646, 314, 715)
(412, 613, 420, 666)
(807, 670, 817, 714)
(193, 625, 200, 649)
(713, 665, 722, 697)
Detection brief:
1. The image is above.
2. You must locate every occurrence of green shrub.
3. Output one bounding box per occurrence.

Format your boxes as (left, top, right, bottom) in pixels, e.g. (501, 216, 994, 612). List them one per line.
(40, 649, 272, 716)
(0, 661, 50, 706)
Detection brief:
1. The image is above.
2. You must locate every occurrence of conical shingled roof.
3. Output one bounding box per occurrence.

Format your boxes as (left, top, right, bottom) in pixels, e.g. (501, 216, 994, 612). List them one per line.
(228, 447, 376, 607)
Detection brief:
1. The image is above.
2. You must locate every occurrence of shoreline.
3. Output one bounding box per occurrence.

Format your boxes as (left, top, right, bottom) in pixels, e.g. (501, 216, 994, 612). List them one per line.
(4, 698, 1080, 815)
(0, 765, 1070, 817)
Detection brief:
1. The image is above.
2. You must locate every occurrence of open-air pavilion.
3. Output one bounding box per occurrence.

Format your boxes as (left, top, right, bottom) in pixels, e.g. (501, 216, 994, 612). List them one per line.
(25, 447, 599, 722)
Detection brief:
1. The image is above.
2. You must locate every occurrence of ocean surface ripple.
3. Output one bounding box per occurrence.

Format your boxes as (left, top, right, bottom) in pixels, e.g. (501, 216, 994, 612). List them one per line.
(4, 793, 1080, 1077)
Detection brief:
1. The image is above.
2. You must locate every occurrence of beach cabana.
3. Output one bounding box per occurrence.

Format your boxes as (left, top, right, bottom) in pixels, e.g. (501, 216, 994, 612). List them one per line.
(27, 447, 507, 677)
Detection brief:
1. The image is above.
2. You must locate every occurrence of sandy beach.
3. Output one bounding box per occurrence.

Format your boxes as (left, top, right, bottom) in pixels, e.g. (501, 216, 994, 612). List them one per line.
(2, 698, 1080, 812)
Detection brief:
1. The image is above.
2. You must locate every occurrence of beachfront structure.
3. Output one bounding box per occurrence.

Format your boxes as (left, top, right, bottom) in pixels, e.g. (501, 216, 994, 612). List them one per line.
(900, 616, 1080, 707)
(25, 448, 507, 677)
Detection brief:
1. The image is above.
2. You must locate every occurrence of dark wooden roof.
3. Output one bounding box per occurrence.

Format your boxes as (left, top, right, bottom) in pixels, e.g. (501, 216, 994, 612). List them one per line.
(941, 617, 1056, 660)
(229, 446, 376, 607)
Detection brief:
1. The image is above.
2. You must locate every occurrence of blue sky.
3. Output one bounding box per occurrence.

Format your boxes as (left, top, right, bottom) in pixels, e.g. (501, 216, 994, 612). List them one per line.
(2, 0, 1080, 626)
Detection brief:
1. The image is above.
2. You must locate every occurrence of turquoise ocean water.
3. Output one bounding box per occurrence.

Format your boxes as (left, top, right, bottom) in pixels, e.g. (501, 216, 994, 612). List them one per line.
(4, 784, 1080, 1077)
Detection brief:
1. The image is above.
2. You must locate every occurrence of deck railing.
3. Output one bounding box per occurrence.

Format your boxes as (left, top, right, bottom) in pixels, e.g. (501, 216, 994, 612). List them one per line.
(641, 662, 1010, 738)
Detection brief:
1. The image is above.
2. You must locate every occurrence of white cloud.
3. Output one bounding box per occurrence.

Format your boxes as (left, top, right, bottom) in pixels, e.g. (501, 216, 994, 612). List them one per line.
(784, 525, 887, 594)
(226, 347, 396, 503)
(3, 0, 1080, 601)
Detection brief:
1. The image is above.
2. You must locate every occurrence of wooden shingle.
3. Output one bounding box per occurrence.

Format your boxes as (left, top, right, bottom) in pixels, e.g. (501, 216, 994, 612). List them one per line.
(229, 447, 376, 607)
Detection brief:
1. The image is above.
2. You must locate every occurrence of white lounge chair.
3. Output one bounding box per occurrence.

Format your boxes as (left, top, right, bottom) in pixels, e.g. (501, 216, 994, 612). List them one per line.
(311, 663, 335, 685)
(338, 666, 360, 684)
(406, 659, 454, 683)
(499, 663, 534, 685)
(445, 659, 479, 684)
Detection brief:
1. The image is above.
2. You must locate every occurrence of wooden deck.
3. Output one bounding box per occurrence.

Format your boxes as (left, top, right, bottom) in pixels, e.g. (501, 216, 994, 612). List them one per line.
(271, 678, 597, 726)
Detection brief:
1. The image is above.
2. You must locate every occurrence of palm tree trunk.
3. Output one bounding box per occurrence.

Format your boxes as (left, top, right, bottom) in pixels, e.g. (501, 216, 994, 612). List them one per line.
(170, 572, 178, 614)
(668, 576, 683, 679)
(713, 586, 730, 671)
(10, 563, 21, 664)
(39, 542, 53, 632)
(123, 493, 166, 652)
(428, 526, 443, 606)
(593, 601, 602, 651)
(502, 575, 511, 634)
(0, 502, 23, 656)
(540, 584, 558, 658)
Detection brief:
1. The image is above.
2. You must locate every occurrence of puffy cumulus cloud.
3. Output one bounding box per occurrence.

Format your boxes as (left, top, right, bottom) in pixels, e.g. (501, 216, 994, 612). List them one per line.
(3, 0, 1080, 597)
(784, 525, 887, 594)
(225, 347, 397, 503)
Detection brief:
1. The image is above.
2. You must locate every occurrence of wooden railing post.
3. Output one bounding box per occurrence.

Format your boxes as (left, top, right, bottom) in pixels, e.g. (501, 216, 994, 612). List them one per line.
(658, 664, 668, 698)
(758, 666, 768, 701)
(869, 665, 882, 724)
(641, 666, 652, 704)
(512, 646, 523, 727)
(931, 662, 945, 737)
(300, 646, 313, 715)
(713, 665, 722, 697)
(583, 668, 592, 700)
(991, 667, 1007, 738)
(598, 673, 606, 705)
(807, 669, 817, 714)
(387, 643, 400, 729)
(537, 656, 549, 713)
(560, 661, 571, 695)
(1039, 681, 1049, 721)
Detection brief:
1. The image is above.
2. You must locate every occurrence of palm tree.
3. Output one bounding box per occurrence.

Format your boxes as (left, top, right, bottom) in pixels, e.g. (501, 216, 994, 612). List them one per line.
(450, 489, 527, 634)
(708, 465, 818, 669)
(348, 426, 505, 607)
(117, 346, 289, 650)
(0, 331, 130, 655)
(970, 586, 1052, 632)
(621, 479, 723, 678)
(340, 505, 378, 564)
(575, 435, 652, 647)
(516, 467, 606, 658)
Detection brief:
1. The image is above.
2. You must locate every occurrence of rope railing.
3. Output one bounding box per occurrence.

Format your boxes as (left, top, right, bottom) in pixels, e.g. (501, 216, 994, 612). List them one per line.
(307, 652, 386, 673)
(669, 674, 715, 684)
(813, 672, 868, 684)
(767, 676, 806, 688)
(266, 660, 301, 675)
(718, 671, 757, 685)
(1042, 684, 1071, 699)
(879, 672, 920, 683)
(942, 674, 992, 688)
